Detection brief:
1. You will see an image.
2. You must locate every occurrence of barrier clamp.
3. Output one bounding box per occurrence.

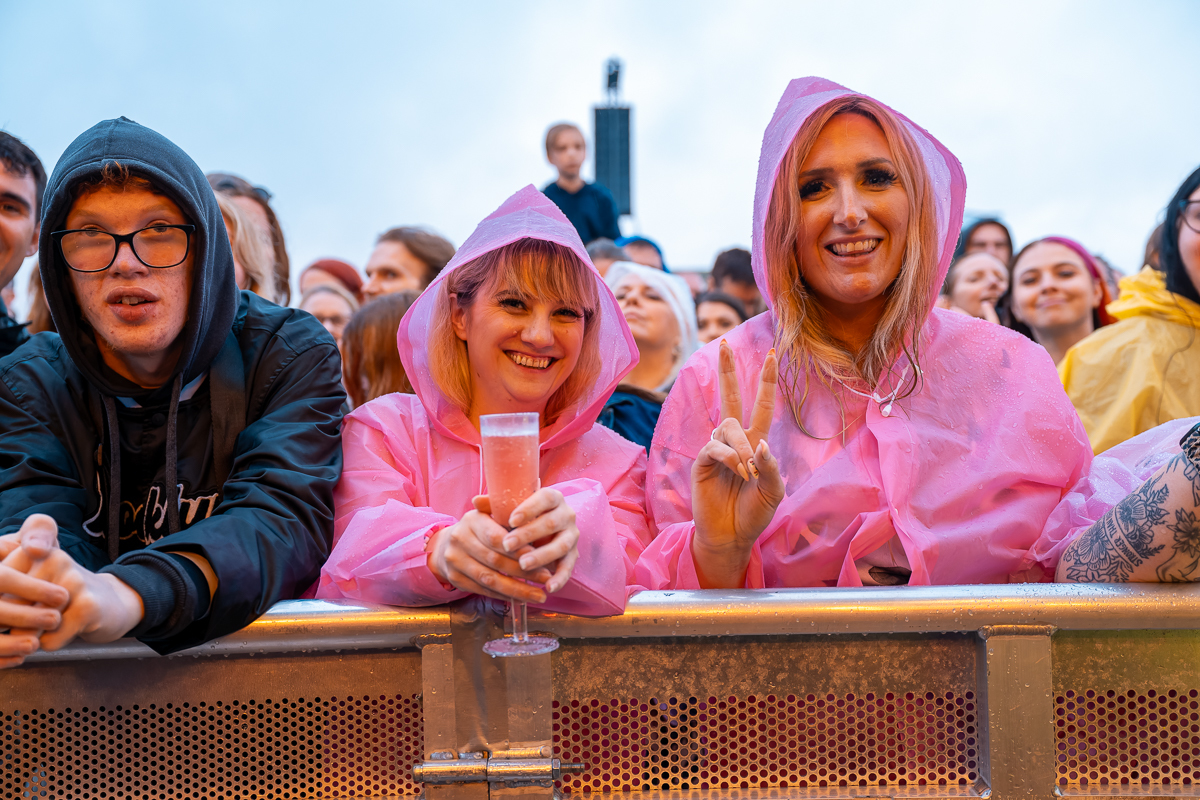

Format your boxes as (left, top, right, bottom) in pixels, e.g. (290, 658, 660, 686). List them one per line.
(413, 747, 584, 787)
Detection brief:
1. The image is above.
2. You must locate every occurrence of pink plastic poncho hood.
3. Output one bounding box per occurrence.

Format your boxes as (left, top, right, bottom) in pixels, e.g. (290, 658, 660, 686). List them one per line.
(750, 76, 966, 313)
(397, 184, 640, 447)
(635, 77, 1092, 590)
(318, 186, 650, 615)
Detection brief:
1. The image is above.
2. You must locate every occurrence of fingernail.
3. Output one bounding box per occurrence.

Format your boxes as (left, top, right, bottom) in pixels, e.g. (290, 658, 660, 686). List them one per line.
(509, 514, 524, 527)
(503, 536, 518, 551)
(748, 458, 760, 479)
(519, 555, 534, 570)
(768, 348, 776, 357)
(737, 464, 750, 481)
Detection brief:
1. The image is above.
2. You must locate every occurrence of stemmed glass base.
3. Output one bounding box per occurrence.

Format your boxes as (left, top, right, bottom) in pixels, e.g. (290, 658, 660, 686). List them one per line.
(483, 600, 559, 657)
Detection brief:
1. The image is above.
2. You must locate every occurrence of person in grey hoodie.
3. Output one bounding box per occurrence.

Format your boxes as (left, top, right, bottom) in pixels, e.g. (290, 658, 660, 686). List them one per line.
(0, 118, 345, 668)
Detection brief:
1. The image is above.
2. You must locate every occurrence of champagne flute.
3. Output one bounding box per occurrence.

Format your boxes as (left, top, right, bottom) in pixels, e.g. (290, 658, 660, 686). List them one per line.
(479, 412, 559, 657)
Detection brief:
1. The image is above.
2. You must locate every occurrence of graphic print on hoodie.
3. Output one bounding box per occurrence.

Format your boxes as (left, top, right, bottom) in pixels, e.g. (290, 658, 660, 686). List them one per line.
(0, 117, 345, 652)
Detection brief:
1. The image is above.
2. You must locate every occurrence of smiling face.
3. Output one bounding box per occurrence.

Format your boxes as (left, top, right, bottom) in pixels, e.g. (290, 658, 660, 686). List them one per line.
(1010, 241, 1101, 334)
(965, 222, 1012, 265)
(794, 112, 910, 329)
(948, 253, 1008, 318)
(65, 184, 194, 388)
(364, 240, 429, 299)
(451, 274, 587, 422)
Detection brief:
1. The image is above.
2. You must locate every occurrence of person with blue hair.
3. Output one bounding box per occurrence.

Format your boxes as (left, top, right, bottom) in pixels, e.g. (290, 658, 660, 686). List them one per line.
(616, 235, 669, 272)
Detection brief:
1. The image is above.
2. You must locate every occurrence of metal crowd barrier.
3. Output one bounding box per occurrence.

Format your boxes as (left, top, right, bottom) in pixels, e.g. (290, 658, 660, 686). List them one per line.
(4, 584, 1200, 799)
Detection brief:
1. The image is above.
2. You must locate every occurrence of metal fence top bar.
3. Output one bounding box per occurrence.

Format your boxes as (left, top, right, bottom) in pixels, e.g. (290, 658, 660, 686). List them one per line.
(24, 598, 450, 663)
(23, 583, 1200, 664)
(534, 584, 1200, 638)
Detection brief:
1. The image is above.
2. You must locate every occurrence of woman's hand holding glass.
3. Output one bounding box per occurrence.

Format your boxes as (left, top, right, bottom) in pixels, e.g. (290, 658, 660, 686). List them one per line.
(426, 488, 580, 604)
(691, 341, 785, 588)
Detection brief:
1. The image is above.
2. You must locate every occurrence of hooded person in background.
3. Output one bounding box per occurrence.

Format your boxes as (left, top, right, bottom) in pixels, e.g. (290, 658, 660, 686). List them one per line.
(0, 118, 345, 668)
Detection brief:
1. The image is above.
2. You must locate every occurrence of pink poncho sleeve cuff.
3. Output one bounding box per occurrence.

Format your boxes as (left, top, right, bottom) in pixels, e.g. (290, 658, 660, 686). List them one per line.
(316, 498, 463, 606)
(633, 521, 766, 590)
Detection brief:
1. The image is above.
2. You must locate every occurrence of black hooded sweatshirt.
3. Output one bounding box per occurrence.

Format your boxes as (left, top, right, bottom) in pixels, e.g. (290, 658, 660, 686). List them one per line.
(0, 118, 345, 654)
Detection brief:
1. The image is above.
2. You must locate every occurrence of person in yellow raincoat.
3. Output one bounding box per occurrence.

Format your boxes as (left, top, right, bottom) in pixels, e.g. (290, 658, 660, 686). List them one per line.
(1060, 165, 1200, 453)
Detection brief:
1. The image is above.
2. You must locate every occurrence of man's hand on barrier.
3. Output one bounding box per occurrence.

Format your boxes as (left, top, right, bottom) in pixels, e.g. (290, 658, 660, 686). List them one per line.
(426, 499, 554, 604)
(691, 341, 785, 589)
(0, 515, 70, 668)
(18, 548, 145, 652)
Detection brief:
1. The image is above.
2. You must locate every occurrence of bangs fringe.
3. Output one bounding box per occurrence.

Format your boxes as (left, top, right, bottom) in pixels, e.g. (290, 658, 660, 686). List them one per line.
(429, 238, 603, 426)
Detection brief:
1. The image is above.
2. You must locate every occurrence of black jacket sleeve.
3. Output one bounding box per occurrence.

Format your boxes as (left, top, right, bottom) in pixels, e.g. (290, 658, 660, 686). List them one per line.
(0, 342, 101, 564)
(130, 319, 346, 653)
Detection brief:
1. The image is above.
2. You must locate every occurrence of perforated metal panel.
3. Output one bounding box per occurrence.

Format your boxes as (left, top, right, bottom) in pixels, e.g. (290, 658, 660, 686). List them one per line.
(552, 691, 978, 794)
(1055, 688, 1200, 787)
(1, 694, 423, 799)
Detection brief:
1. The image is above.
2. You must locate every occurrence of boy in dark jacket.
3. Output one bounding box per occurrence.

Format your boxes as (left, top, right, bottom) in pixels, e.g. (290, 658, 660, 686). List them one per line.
(0, 118, 345, 667)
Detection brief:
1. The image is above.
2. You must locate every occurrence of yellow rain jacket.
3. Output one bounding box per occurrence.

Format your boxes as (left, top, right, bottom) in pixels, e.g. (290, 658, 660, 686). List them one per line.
(1060, 266, 1200, 453)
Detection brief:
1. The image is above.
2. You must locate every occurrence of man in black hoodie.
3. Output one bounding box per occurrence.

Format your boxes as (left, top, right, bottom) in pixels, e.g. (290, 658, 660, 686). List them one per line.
(0, 118, 345, 667)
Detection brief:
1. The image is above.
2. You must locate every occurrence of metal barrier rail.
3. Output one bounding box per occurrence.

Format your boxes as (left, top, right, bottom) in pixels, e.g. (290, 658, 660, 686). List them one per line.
(6, 585, 1200, 800)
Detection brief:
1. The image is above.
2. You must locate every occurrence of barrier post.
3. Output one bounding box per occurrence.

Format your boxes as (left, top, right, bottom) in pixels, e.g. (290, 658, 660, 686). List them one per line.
(978, 624, 1057, 800)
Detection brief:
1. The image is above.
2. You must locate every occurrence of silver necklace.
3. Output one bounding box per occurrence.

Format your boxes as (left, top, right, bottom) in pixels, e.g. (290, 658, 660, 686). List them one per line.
(834, 364, 915, 418)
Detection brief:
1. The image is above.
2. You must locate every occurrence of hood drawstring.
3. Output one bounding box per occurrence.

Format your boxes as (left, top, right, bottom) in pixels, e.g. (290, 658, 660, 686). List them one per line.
(100, 373, 184, 561)
(165, 373, 183, 535)
(102, 395, 121, 562)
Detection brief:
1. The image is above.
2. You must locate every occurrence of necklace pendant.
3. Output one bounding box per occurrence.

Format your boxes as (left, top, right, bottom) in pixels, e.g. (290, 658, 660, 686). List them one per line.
(880, 402, 892, 418)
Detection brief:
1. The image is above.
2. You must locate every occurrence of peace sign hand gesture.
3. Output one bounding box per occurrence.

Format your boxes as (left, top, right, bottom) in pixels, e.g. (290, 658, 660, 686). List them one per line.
(690, 340, 785, 588)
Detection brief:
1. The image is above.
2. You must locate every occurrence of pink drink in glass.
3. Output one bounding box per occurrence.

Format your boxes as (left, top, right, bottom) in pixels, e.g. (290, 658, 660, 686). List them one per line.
(478, 412, 557, 657)
(481, 427, 540, 528)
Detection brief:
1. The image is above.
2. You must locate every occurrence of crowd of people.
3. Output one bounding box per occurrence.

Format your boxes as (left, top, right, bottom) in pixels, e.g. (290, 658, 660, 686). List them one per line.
(0, 74, 1199, 669)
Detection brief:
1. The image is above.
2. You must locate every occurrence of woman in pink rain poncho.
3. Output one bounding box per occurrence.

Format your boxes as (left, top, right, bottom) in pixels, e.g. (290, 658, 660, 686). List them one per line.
(318, 186, 650, 614)
(635, 77, 1094, 589)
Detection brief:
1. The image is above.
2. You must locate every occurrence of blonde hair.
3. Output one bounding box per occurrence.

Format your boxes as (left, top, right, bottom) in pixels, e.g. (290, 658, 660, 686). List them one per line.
(763, 96, 939, 433)
(216, 192, 275, 300)
(429, 238, 601, 425)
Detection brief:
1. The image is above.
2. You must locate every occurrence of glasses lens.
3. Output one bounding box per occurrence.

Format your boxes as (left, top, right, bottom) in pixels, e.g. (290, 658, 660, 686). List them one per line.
(133, 226, 189, 267)
(1185, 203, 1200, 234)
(60, 230, 116, 272)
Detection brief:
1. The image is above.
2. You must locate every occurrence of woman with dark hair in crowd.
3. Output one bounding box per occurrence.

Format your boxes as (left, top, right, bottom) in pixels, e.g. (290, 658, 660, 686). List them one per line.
(634, 77, 1092, 590)
(954, 217, 1014, 265)
(696, 291, 749, 345)
(1002, 237, 1115, 366)
(207, 172, 290, 305)
(937, 252, 1008, 323)
(340, 291, 417, 408)
(1059, 166, 1200, 453)
(317, 186, 650, 613)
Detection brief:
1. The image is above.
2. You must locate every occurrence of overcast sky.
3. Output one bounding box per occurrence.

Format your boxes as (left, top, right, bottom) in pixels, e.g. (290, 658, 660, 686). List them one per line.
(3, 0, 1198, 303)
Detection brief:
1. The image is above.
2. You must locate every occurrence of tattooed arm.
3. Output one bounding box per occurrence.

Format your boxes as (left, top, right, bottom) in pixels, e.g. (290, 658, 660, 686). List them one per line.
(1057, 451, 1200, 583)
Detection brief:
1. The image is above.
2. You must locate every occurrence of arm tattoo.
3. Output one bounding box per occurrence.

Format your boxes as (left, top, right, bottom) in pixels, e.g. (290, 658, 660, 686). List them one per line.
(1064, 476, 1168, 582)
(1155, 451, 1200, 581)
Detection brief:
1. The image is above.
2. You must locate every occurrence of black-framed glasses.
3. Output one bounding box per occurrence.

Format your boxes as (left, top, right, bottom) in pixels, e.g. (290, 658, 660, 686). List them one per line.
(1182, 201, 1200, 235)
(51, 225, 196, 273)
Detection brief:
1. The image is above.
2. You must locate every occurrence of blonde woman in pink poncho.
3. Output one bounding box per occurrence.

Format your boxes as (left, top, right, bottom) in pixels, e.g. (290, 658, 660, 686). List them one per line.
(317, 186, 650, 614)
(635, 77, 1094, 590)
